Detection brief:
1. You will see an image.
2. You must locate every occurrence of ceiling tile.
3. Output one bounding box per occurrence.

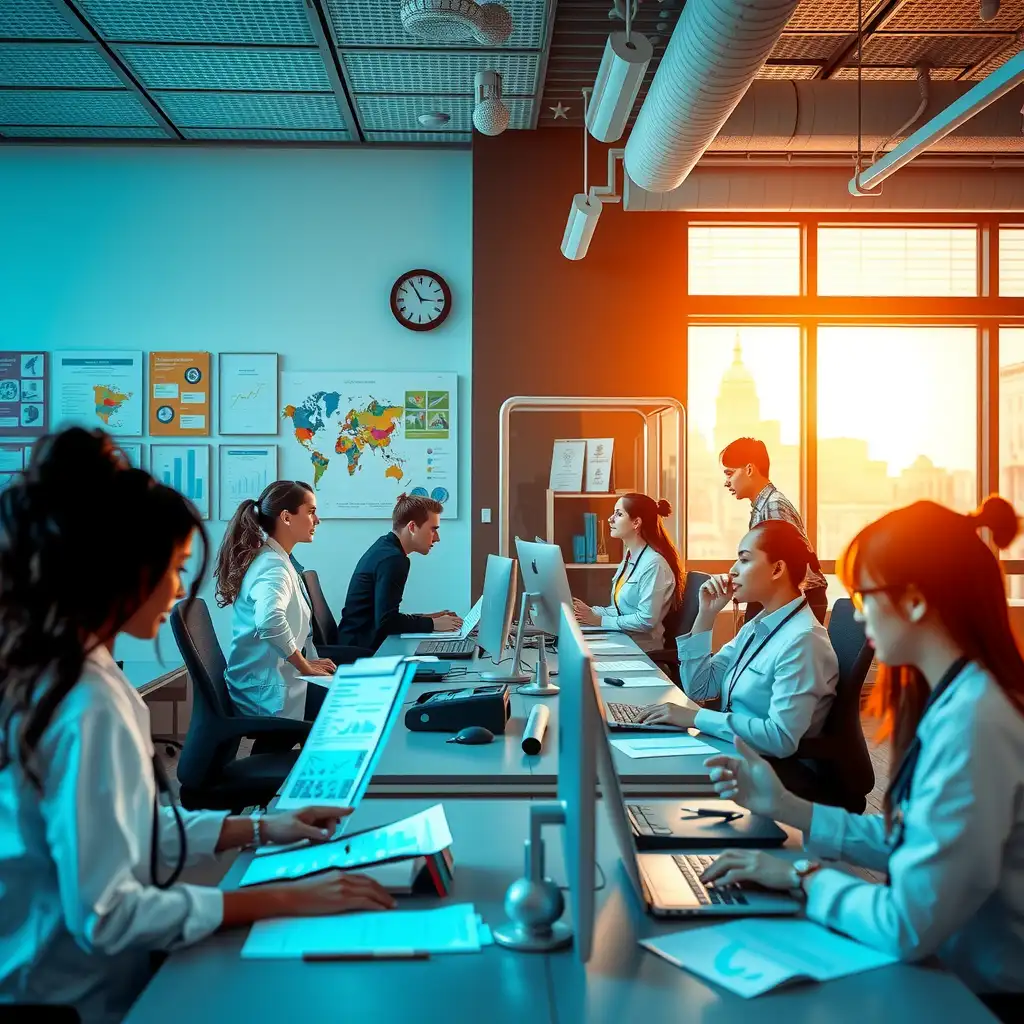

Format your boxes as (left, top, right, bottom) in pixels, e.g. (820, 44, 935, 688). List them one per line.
(328, 0, 547, 49)
(756, 64, 821, 79)
(0, 89, 157, 125)
(343, 50, 538, 95)
(0, 0, 79, 39)
(967, 38, 1024, 79)
(785, 0, 888, 31)
(0, 43, 122, 87)
(155, 90, 345, 127)
(771, 33, 847, 61)
(0, 125, 169, 137)
(75, 0, 314, 45)
(832, 65, 967, 80)
(364, 131, 472, 142)
(884, 0, 1024, 33)
(183, 127, 349, 140)
(119, 45, 331, 91)
(860, 31, 1010, 66)
(355, 93, 532, 131)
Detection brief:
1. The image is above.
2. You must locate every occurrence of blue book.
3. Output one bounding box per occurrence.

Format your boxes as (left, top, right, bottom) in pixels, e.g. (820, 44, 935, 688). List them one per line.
(572, 535, 586, 564)
(584, 513, 597, 564)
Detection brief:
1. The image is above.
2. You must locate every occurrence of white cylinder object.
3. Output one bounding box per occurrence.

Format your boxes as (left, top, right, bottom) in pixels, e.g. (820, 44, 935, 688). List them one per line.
(522, 704, 550, 755)
(587, 31, 654, 143)
(560, 193, 602, 261)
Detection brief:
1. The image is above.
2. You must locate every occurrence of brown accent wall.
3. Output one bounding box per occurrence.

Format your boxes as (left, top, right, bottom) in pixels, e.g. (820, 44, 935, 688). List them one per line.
(471, 129, 688, 597)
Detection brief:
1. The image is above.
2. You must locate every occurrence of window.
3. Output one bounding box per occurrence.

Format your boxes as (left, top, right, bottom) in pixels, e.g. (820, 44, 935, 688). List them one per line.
(817, 227, 977, 296)
(999, 228, 1024, 297)
(817, 327, 977, 559)
(687, 325, 802, 559)
(687, 226, 800, 295)
(999, 328, 1024, 570)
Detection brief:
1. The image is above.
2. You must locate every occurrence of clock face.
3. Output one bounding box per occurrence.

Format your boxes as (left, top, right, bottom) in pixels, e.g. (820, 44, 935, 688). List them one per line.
(390, 269, 452, 331)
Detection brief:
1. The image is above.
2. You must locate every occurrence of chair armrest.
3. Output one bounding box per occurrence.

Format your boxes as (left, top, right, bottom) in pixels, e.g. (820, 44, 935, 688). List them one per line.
(217, 716, 312, 742)
(793, 736, 840, 760)
(315, 644, 375, 665)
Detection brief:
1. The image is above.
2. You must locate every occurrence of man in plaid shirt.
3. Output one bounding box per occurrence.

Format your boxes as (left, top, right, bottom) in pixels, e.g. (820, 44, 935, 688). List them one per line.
(720, 436, 829, 623)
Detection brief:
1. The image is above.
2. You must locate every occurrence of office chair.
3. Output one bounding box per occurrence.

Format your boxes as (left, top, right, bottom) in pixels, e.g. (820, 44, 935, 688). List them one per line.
(302, 569, 374, 665)
(170, 598, 309, 813)
(767, 598, 875, 813)
(647, 570, 710, 686)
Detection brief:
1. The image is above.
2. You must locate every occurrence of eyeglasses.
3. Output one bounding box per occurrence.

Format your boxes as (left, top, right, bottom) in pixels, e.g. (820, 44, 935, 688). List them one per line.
(850, 585, 903, 612)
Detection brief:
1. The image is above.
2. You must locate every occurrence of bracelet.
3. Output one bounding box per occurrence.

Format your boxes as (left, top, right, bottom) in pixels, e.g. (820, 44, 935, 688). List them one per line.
(250, 808, 262, 848)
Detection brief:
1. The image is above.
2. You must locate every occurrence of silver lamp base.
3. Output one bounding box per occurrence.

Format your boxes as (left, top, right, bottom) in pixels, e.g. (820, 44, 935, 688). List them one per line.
(493, 875, 572, 952)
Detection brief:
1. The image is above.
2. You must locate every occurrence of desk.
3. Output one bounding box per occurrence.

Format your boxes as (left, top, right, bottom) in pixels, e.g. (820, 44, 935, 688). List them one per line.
(120, 658, 186, 697)
(125, 795, 998, 1024)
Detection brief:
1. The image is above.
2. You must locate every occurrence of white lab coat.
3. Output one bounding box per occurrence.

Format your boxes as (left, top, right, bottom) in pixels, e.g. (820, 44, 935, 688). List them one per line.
(677, 596, 838, 757)
(0, 645, 226, 1023)
(804, 660, 1024, 993)
(224, 537, 312, 720)
(590, 547, 677, 651)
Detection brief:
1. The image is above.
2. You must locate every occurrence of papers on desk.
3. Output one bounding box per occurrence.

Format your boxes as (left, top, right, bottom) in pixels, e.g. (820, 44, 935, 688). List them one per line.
(240, 804, 452, 887)
(595, 660, 658, 673)
(587, 641, 642, 653)
(640, 919, 898, 998)
(610, 734, 718, 759)
(241, 903, 492, 959)
(600, 673, 667, 688)
(401, 599, 482, 640)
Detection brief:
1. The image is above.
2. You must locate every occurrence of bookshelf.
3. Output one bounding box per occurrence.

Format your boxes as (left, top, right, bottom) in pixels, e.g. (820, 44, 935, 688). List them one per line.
(545, 489, 623, 568)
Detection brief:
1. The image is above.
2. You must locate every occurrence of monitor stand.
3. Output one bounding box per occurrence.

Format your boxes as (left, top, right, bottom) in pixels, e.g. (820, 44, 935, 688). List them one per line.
(481, 590, 532, 685)
(518, 622, 559, 696)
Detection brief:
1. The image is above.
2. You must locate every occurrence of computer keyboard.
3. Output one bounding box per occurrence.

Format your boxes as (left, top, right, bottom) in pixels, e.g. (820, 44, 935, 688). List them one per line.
(414, 638, 477, 658)
(672, 855, 748, 906)
(608, 701, 644, 725)
(629, 804, 673, 837)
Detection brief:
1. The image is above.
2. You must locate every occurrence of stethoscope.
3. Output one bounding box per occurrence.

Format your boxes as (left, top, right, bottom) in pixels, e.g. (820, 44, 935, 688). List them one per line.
(151, 754, 187, 889)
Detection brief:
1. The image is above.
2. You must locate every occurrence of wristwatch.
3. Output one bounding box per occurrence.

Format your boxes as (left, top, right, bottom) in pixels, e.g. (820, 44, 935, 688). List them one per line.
(789, 858, 822, 898)
(249, 808, 263, 848)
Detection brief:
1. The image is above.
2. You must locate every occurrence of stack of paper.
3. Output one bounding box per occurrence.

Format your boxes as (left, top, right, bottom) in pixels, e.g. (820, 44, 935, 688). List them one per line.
(241, 903, 493, 959)
(610, 735, 718, 759)
(640, 919, 899, 997)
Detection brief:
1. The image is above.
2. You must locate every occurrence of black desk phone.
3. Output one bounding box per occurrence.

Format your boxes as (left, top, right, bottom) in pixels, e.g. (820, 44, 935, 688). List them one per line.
(404, 684, 511, 734)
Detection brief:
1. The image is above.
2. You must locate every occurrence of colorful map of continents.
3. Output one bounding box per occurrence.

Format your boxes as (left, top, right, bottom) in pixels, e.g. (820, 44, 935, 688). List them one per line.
(282, 392, 406, 488)
(93, 385, 132, 426)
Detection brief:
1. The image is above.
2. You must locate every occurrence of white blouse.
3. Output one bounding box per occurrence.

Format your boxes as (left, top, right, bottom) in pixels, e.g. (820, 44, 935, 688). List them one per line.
(676, 596, 838, 757)
(0, 645, 226, 1023)
(590, 547, 677, 651)
(224, 537, 312, 720)
(804, 660, 1024, 993)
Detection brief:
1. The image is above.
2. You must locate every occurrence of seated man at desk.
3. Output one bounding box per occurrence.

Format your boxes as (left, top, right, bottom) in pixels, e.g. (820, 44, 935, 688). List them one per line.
(337, 493, 462, 651)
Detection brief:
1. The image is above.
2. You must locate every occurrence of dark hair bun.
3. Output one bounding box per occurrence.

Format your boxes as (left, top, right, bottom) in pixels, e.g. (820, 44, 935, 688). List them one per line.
(972, 495, 1020, 550)
(656, 499, 672, 518)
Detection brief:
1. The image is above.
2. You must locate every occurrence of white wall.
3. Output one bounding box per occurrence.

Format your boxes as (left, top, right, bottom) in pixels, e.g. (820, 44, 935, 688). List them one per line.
(0, 145, 472, 659)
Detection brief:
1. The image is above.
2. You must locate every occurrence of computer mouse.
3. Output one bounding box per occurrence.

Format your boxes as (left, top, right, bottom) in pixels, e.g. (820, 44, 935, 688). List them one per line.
(604, 676, 625, 687)
(447, 725, 495, 745)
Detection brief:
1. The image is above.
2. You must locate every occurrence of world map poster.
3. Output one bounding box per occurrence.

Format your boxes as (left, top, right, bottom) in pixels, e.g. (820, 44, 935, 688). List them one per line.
(52, 351, 144, 436)
(280, 372, 458, 518)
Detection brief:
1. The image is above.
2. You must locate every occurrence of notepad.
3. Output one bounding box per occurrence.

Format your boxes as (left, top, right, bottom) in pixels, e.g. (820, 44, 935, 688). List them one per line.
(610, 735, 718, 759)
(595, 660, 656, 673)
(640, 919, 899, 998)
(588, 641, 642, 653)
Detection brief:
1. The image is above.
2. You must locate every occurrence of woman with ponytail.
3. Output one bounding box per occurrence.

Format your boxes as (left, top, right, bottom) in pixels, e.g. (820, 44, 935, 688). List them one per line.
(0, 430, 394, 1022)
(216, 481, 334, 722)
(572, 493, 684, 651)
(637, 518, 838, 760)
(700, 497, 1024, 1020)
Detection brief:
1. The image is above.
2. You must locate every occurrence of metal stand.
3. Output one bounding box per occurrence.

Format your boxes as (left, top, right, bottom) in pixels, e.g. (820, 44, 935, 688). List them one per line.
(518, 619, 559, 696)
(493, 801, 572, 952)
(482, 591, 532, 684)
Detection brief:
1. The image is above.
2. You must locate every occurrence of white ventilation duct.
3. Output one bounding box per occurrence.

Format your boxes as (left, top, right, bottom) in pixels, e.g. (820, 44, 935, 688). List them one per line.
(624, 0, 802, 192)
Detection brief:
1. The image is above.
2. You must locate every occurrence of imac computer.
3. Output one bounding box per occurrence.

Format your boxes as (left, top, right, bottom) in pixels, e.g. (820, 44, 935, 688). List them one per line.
(476, 553, 531, 684)
(494, 602, 598, 961)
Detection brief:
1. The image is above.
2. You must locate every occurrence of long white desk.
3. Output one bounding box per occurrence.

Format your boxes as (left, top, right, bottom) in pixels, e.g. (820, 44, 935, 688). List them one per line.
(124, 796, 998, 1024)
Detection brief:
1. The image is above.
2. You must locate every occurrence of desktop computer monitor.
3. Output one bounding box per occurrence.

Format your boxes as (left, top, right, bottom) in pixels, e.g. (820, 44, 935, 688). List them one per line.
(476, 553, 517, 661)
(556, 603, 598, 962)
(515, 538, 574, 635)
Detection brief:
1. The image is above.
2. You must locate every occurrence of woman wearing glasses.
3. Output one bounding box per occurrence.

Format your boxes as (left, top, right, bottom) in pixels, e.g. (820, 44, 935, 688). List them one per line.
(0, 430, 394, 1023)
(700, 497, 1024, 1021)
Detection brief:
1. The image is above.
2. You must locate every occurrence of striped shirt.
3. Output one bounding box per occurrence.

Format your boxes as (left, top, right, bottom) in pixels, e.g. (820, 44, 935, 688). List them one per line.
(749, 484, 827, 591)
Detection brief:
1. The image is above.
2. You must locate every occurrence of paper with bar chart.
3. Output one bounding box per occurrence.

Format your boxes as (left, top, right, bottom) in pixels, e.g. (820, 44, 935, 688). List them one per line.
(219, 444, 277, 519)
(218, 352, 278, 434)
(151, 444, 211, 519)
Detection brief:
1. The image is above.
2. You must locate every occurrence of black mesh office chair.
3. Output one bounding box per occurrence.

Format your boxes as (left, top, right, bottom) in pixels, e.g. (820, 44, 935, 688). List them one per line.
(302, 569, 374, 664)
(648, 570, 710, 686)
(170, 598, 309, 812)
(768, 598, 875, 812)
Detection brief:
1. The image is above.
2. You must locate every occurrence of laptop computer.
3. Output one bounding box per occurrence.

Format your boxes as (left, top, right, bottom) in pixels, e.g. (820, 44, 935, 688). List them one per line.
(414, 599, 482, 659)
(627, 798, 786, 851)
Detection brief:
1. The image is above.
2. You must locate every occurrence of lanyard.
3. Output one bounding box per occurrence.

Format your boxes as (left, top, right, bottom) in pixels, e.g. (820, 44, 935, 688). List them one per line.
(887, 655, 970, 847)
(723, 598, 808, 712)
(612, 544, 648, 613)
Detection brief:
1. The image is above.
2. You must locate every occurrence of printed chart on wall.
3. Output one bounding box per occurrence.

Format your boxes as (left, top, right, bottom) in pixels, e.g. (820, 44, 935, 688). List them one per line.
(219, 445, 277, 520)
(149, 352, 210, 436)
(0, 444, 24, 490)
(151, 444, 211, 520)
(0, 352, 47, 437)
(219, 352, 278, 435)
(280, 372, 457, 518)
(53, 351, 143, 435)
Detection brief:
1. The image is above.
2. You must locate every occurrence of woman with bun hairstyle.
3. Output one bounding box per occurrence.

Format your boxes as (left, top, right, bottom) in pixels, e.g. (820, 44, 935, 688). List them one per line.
(0, 430, 394, 1022)
(216, 481, 334, 722)
(572, 493, 684, 652)
(700, 498, 1024, 1019)
(638, 518, 838, 760)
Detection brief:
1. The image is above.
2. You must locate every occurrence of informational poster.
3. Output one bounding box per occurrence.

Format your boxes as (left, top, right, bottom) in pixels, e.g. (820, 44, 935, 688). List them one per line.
(53, 350, 143, 435)
(219, 444, 277, 520)
(549, 439, 586, 492)
(585, 437, 615, 493)
(151, 444, 210, 520)
(280, 371, 458, 518)
(0, 351, 47, 437)
(115, 441, 144, 469)
(0, 444, 24, 489)
(219, 352, 278, 435)
(149, 351, 210, 436)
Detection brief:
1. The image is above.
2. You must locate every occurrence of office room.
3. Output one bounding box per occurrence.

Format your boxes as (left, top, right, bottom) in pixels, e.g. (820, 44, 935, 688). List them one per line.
(1, 0, 1022, 1021)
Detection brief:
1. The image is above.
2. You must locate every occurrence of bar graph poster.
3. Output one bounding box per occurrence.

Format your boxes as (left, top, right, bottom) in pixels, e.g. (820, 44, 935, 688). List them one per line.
(219, 444, 278, 520)
(53, 350, 143, 435)
(0, 351, 47, 437)
(151, 444, 210, 520)
(115, 441, 145, 469)
(149, 351, 211, 436)
(218, 352, 278, 435)
(0, 444, 23, 490)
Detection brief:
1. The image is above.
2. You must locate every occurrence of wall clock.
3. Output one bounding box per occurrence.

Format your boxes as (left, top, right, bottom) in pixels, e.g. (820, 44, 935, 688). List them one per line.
(390, 269, 452, 331)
